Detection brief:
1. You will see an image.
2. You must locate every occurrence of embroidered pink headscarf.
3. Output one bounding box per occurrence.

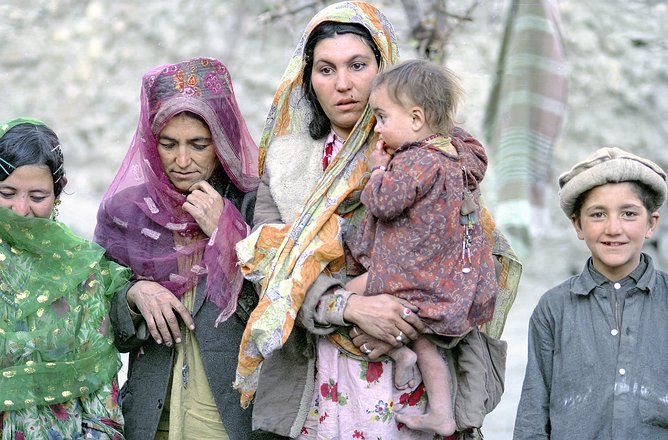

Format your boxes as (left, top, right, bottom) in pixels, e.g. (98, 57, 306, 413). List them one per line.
(95, 57, 259, 324)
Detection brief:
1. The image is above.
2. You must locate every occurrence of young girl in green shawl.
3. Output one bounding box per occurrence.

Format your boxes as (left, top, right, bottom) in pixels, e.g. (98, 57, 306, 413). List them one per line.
(0, 118, 131, 440)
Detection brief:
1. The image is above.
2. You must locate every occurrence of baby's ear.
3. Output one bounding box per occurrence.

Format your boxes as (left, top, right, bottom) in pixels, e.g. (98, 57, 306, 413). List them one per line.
(410, 107, 426, 131)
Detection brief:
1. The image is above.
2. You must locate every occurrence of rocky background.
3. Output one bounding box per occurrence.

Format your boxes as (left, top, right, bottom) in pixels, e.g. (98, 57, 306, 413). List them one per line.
(1, 1, 666, 438)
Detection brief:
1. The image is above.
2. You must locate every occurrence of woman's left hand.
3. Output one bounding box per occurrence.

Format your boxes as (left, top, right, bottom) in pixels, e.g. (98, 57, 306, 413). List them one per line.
(183, 181, 224, 236)
(350, 328, 395, 359)
(343, 294, 426, 347)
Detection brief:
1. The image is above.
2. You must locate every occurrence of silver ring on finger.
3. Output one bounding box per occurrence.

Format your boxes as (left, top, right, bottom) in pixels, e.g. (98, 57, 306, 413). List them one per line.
(349, 326, 360, 338)
(401, 307, 412, 319)
(395, 331, 404, 343)
(361, 343, 372, 355)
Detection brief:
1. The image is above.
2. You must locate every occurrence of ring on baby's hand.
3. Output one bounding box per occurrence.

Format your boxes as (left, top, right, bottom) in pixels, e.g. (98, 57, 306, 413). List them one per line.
(395, 331, 404, 343)
(401, 307, 412, 319)
(361, 343, 372, 355)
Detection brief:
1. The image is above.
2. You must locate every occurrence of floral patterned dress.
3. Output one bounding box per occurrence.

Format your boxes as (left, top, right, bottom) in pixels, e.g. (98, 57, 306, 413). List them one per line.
(298, 338, 447, 440)
(0, 380, 124, 440)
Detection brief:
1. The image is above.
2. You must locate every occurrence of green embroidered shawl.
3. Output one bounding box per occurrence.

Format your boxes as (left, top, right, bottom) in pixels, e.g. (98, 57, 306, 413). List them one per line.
(0, 207, 130, 411)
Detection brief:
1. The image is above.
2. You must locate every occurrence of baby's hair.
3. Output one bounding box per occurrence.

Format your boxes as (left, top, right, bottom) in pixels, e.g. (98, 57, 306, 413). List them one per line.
(0, 122, 66, 197)
(372, 59, 463, 133)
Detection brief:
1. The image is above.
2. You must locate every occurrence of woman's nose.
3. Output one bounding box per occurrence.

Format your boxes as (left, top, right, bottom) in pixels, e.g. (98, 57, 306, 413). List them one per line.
(12, 197, 30, 217)
(175, 147, 191, 168)
(335, 71, 352, 91)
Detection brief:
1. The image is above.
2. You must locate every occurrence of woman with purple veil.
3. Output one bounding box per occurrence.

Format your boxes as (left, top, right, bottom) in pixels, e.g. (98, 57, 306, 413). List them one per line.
(94, 57, 264, 440)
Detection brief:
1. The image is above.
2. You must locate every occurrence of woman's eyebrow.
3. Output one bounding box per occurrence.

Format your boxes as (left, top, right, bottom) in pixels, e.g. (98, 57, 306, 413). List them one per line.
(158, 134, 211, 143)
(314, 53, 374, 65)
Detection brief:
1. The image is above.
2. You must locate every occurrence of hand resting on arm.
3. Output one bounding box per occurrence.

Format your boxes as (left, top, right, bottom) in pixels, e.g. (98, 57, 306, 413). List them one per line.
(126, 280, 196, 347)
(343, 293, 426, 358)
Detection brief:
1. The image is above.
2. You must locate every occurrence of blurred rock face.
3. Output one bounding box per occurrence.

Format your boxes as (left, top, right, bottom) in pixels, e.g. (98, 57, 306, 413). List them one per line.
(1, 2, 665, 258)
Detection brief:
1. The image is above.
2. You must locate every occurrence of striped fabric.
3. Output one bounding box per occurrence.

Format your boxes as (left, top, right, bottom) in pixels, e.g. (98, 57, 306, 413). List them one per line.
(483, 0, 569, 252)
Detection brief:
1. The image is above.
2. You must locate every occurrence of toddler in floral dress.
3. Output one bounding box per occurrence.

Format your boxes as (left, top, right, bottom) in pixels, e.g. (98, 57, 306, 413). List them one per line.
(345, 59, 498, 436)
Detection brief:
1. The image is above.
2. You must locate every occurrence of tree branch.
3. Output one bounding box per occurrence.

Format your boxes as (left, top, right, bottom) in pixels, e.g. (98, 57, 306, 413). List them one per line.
(258, 1, 327, 24)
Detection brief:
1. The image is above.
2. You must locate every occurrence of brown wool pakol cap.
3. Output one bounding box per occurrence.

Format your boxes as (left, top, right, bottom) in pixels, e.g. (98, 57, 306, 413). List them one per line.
(558, 147, 667, 216)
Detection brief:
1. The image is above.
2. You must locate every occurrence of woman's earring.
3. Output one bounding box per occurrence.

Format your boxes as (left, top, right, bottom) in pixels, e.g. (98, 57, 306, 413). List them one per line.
(52, 198, 61, 221)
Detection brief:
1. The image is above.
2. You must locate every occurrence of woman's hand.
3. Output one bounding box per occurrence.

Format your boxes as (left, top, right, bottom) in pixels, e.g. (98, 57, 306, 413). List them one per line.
(183, 180, 224, 236)
(127, 280, 195, 346)
(343, 294, 426, 347)
(349, 327, 395, 359)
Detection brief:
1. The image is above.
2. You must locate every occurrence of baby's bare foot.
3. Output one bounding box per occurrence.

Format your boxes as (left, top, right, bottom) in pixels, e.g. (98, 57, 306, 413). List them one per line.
(392, 347, 417, 389)
(395, 411, 457, 436)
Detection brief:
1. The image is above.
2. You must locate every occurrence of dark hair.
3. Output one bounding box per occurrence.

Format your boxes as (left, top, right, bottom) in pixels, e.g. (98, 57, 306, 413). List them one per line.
(178, 110, 207, 126)
(0, 123, 66, 197)
(170, 110, 242, 154)
(302, 21, 381, 140)
(372, 59, 463, 133)
(572, 180, 661, 221)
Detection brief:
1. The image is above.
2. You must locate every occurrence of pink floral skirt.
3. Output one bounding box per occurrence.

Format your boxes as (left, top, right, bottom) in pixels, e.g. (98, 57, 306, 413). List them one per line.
(298, 337, 444, 440)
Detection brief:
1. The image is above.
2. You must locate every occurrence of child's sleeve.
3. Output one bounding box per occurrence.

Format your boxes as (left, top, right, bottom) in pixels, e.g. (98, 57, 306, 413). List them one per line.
(361, 150, 438, 221)
(513, 300, 555, 439)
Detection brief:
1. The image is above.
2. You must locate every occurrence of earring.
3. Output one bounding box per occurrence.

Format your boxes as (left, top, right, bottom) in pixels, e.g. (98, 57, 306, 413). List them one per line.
(52, 198, 61, 221)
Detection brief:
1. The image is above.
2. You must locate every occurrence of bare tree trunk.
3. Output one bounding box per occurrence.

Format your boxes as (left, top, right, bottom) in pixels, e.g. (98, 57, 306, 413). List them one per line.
(400, 0, 480, 63)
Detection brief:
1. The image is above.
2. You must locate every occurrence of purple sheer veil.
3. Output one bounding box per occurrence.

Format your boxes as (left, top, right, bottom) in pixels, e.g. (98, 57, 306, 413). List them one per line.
(95, 58, 259, 324)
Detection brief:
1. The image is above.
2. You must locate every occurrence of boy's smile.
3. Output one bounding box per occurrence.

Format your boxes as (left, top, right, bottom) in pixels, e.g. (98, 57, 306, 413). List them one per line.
(571, 182, 659, 281)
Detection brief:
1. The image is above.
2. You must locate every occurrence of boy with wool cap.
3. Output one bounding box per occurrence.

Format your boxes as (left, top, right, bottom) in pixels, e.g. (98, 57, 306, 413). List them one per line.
(513, 147, 668, 439)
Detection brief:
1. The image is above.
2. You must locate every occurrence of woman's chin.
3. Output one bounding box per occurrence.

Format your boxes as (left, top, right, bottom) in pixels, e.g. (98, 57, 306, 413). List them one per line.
(168, 177, 198, 193)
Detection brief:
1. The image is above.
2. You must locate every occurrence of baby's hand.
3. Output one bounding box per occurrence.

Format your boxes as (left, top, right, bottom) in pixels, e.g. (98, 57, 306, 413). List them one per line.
(369, 140, 391, 170)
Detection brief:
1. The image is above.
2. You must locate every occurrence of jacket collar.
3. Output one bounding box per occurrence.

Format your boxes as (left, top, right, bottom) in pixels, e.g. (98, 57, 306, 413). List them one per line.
(571, 253, 657, 297)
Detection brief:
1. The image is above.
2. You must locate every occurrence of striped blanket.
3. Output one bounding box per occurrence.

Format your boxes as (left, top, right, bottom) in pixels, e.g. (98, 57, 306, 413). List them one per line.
(483, 0, 569, 253)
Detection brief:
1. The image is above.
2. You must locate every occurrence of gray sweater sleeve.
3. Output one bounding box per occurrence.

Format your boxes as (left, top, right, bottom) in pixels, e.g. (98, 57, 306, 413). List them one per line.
(109, 281, 150, 352)
(513, 299, 553, 439)
(297, 275, 350, 335)
(252, 168, 283, 229)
